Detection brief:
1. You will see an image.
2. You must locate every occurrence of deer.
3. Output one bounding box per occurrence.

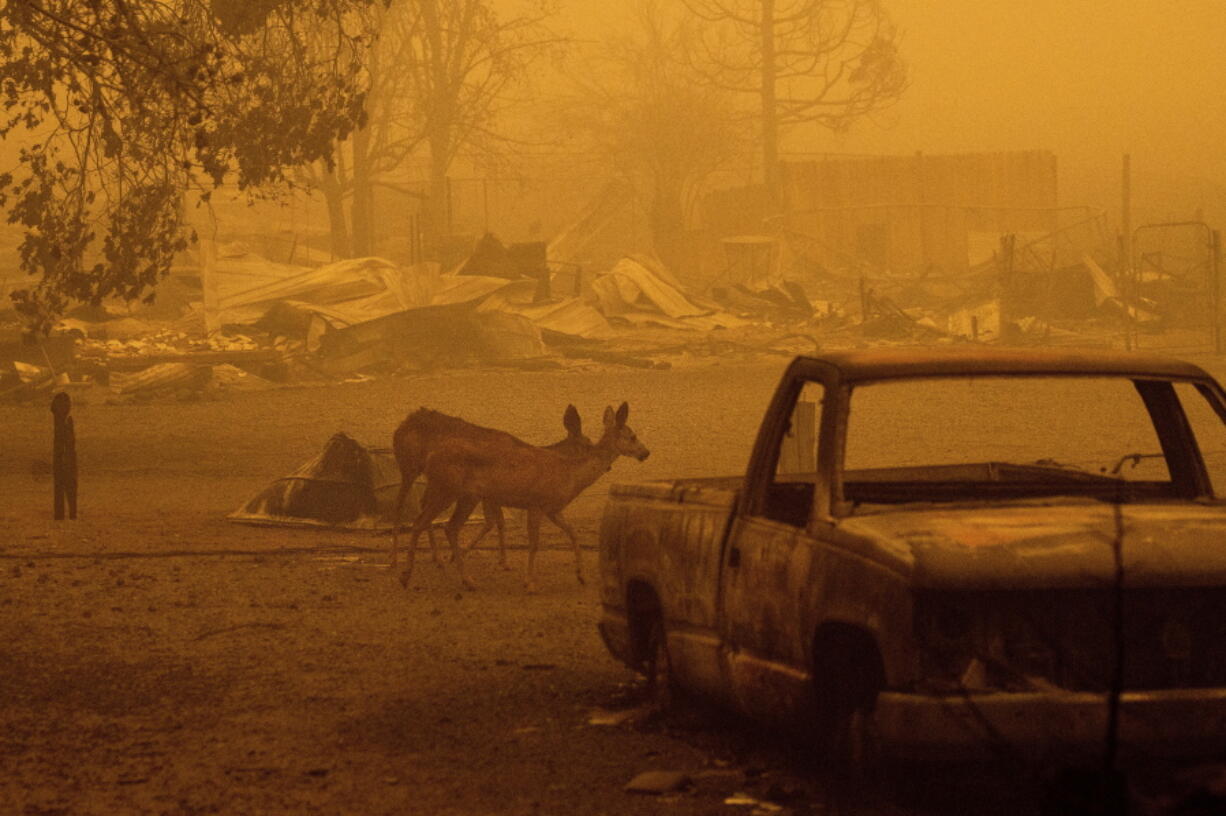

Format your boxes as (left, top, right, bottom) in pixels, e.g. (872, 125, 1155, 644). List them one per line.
(390, 405, 589, 570)
(398, 402, 649, 593)
(464, 420, 595, 566)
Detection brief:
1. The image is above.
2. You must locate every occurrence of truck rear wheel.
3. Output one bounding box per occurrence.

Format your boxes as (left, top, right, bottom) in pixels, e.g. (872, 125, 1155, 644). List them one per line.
(830, 705, 881, 778)
(644, 617, 676, 710)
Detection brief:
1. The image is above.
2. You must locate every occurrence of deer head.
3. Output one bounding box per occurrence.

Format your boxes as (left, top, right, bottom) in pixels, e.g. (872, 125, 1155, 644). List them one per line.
(601, 402, 650, 461)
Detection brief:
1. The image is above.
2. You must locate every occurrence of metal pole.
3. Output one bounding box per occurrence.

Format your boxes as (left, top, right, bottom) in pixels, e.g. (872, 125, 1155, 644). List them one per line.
(915, 151, 929, 272)
(1214, 229, 1222, 355)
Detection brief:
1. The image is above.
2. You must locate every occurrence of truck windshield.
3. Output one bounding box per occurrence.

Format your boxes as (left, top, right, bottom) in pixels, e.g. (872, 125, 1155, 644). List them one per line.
(842, 375, 1210, 503)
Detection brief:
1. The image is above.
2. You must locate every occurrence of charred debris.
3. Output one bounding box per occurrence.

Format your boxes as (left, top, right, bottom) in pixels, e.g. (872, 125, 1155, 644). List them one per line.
(1, 152, 1219, 404)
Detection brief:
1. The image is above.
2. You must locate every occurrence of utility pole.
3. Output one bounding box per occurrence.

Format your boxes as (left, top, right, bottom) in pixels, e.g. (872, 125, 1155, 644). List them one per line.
(1121, 154, 1133, 350)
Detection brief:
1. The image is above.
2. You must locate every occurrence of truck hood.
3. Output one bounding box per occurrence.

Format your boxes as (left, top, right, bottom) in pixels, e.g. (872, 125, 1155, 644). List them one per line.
(838, 500, 1226, 589)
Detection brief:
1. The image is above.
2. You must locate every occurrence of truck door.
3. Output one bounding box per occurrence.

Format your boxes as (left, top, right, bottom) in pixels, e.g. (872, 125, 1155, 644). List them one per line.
(718, 380, 830, 723)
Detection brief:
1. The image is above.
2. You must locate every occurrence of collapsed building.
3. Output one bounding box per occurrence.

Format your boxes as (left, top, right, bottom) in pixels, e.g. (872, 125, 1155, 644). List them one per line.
(2, 150, 1219, 403)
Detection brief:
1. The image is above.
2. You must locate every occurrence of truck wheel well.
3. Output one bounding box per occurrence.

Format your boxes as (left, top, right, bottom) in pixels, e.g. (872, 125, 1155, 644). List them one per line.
(812, 622, 885, 712)
(626, 581, 661, 668)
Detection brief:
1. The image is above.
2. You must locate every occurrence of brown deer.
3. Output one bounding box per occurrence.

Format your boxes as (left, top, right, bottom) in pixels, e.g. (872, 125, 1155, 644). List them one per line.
(399, 402, 649, 592)
(390, 405, 588, 569)
(464, 412, 596, 569)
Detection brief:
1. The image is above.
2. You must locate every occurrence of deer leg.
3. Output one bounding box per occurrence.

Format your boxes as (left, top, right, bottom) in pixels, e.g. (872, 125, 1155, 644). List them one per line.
(467, 499, 496, 551)
(446, 494, 481, 591)
(390, 472, 417, 567)
(525, 509, 542, 594)
(399, 484, 452, 590)
(547, 511, 585, 586)
(494, 506, 509, 570)
(427, 525, 445, 566)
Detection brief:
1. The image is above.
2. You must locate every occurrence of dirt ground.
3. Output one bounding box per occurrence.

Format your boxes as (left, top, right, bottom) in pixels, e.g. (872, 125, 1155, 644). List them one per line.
(5, 354, 1226, 815)
(2, 360, 882, 816)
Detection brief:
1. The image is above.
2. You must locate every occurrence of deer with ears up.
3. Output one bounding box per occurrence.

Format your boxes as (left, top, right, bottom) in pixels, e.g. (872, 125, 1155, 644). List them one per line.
(390, 405, 590, 569)
(462, 409, 595, 569)
(399, 402, 649, 592)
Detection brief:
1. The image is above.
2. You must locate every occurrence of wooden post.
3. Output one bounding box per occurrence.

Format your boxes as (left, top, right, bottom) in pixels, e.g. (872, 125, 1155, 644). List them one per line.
(776, 401, 817, 475)
(51, 392, 77, 520)
(999, 234, 1015, 340)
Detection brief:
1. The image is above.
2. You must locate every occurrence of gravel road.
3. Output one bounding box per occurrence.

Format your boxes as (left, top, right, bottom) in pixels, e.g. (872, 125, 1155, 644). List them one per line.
(2, 360, 865, 816)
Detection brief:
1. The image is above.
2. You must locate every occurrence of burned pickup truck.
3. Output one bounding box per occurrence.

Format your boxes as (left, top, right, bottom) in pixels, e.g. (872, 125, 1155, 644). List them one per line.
(597, 348, 1226, 766)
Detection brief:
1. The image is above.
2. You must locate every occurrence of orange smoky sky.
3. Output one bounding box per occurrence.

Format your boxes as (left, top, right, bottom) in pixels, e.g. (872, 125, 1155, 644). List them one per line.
(546, 0, 1226, 221)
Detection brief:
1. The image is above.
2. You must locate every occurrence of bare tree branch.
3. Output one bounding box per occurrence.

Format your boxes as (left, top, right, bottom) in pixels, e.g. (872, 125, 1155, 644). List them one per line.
(681, 0, 908, 199)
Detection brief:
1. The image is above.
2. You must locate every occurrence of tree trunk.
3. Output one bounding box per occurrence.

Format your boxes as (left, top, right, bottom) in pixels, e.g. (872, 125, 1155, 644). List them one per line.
(424, 134, 451, 255)
(650, 176, 686, 272)
(319, 161, 352, 260)
(350, 126, 375, 257)
(760, 0, 779, 208)
(420, 0, 452, 255)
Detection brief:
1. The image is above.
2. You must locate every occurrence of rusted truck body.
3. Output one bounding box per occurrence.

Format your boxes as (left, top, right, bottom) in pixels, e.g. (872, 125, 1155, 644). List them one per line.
(597, 348, 1226, 763)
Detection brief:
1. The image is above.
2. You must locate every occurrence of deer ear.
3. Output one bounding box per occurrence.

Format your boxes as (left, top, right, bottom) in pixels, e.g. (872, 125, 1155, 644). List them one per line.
(603, 405, 616, 428)
(615, 401, 629, 427)
(563, 404, 581, 435)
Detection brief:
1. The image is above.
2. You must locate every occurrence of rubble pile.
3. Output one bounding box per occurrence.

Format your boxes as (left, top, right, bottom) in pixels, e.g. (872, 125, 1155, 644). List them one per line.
(0, 216, 1187, 403)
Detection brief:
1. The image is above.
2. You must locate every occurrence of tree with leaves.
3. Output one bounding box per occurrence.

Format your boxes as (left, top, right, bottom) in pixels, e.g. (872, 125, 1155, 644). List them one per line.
(566, 2, 745, 270)
(0, 0, 381, 330)
(683, 0, 907, 204)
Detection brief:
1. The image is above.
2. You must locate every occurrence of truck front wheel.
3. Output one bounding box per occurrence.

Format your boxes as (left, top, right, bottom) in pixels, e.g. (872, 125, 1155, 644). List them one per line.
(812, 625, 885, 777)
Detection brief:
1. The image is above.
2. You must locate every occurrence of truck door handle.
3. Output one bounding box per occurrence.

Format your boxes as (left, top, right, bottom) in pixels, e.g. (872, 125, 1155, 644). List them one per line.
(728, 546, 741, 568)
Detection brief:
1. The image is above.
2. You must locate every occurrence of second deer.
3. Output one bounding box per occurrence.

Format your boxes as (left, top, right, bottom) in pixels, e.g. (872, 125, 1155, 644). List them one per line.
(399, 402, 649, 592)
(390, 405, 589, 569)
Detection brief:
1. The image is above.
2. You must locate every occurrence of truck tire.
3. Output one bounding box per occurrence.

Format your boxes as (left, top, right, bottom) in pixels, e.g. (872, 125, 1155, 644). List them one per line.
(831, 705, 881, 780)
(644, 617, 676, 710)
(812, 626, 884, 777)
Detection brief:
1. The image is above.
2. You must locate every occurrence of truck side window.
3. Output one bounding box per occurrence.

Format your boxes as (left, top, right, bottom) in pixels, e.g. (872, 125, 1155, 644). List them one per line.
(763, 382, 824, 527)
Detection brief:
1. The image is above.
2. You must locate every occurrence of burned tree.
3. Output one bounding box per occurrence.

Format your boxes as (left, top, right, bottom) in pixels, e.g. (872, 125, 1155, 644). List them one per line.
(302, 0, 427, 259)
(0, 0, 380, 330)
(566, 2, 745, 270)
(682, 0, 908, 203)
(389, 0, 559, 252)
(304, 0, 560, 259)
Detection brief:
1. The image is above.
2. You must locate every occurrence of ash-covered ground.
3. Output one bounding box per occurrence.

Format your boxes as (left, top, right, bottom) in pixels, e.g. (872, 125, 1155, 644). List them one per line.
(2, 361, 851, 816)
(4, 357, 1224, 815)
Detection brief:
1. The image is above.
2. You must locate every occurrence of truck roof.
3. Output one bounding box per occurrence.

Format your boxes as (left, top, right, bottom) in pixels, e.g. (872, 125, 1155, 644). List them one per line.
(802, 346, 1215, 383)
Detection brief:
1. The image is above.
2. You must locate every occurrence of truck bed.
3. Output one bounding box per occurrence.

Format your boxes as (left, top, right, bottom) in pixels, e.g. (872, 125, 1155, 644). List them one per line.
(608, 477, 741, 508)
(601, 477, 741, 664)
